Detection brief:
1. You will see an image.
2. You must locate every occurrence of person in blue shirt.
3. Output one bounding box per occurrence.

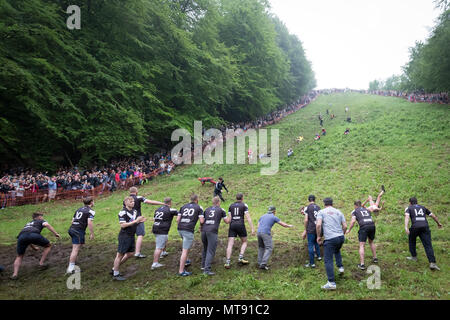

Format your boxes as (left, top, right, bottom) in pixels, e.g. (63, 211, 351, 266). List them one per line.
(257, 206, 293, 270)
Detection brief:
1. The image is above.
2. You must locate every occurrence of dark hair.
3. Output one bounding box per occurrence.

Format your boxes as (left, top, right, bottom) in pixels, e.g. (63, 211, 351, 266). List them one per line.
(218, 177, 223, 181)
(164, 197, 172, 204)
(32, 212, 44, 219)
(190, 194, 198, 202)
(236, 193, 243, 200)
(308, 195, 315, 202)
(409, 197, 418, 205)
(323, 197, 333, 206)
(83, 197, 93, 206)
(354, 200, 362, 206)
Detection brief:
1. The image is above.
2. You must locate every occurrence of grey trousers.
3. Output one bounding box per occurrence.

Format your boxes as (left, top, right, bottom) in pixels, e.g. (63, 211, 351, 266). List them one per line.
(257, 233, 273, 266)
(201, 232, 218, 271)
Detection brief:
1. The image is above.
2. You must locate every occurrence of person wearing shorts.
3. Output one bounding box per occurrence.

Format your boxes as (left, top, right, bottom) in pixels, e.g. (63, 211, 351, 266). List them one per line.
(346, 201, 378, 270)
(224, 193, 255, 269)
(363, 186, 385, 213)
(66, 197, 95, 274)
(111, 196, 146, 281)
(151, 197, 178, 270)
(176, 194, 204, 276)
(125, 187, 164, 259)
(11, 212, 60, 279)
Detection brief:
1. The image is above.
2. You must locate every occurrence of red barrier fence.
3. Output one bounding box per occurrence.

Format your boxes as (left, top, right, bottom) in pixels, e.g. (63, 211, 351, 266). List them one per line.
(0, 168, 165, 208)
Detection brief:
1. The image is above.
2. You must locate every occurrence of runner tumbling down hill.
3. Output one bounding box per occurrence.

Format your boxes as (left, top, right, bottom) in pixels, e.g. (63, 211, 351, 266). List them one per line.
(362, 185, 385, 213)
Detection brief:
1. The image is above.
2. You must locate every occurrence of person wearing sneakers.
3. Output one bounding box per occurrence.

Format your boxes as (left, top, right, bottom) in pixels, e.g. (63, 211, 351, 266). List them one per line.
(11, 212, 60, 280)
(200, 196, 231, 275)
(111, 197, 146, 281)
(346, 201, 378, 270)
(316, 198, 347, 290)
(151, 197, 178, 270)
(224, 193, 255, 269)
(66, 197, 95, 274)
(301, 195, 322, 268)
(404, 197, 443, 271)
(177, 194, 204, 276)
(362, 186, 385, 213)
(125, 187, 164, 259)
(257, 206, 293, 270)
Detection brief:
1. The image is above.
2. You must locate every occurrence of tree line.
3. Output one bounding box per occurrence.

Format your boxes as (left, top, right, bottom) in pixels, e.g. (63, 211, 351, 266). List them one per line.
(369, 1, 449, 93)
(0, 0, 316, 171)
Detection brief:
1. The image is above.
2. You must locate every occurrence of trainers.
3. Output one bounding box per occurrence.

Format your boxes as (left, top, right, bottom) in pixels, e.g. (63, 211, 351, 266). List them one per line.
(151, 262, 164, 270)
(135, 253, 146, 259)
(406, 256, 418, 261)
(185, 259, 191, 267)
(429, 263, 440, 271)
(338, 266, 345, 274)
(160, 251, 169, 258)
(10, 275, 18, 280)
(321, 281, 337, 290)
(259, 265, 269, 270)
(317, 256, 322, 261)
(373, 258, 378, 263)
(113, 274, 127, 281)
(304, 263, 316, 268)
(224, 261, 231, 269)
(381, 185, 385, 192)
(238, 258, 249, 265)
(357, 264, 366, 270)
(178, 270, 192, 277)
(203, 271, 215, 276)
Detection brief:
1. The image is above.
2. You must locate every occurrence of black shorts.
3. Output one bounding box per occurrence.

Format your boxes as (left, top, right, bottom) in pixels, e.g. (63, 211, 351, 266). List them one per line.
(117, 234, 135, 254)
(68, 228, 85, 245)
(228, 223, 247, 238)
(358, 225, 376, 242)
(16, 233, 50, 255)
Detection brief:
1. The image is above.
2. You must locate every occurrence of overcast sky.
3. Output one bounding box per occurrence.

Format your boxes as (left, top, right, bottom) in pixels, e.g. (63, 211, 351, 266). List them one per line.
(268, 0, 442, 89)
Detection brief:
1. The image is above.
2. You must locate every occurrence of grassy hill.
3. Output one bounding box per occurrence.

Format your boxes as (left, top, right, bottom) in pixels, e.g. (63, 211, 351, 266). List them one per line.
(0, 93, 448, 299)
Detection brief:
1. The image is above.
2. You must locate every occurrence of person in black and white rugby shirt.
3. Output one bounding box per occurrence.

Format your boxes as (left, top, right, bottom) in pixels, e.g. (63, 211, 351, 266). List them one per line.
(224, 193, 255, 269)
(125, 187, 164, 259)
(111, 196, 146, 281)
(404, 197, 442, 271)
(66, 197, 95, 274)
(151, 197, 178, 270)
(346, 200, 378, 270)
(176, 194, 204, 276)
(200, 196, 231, 275)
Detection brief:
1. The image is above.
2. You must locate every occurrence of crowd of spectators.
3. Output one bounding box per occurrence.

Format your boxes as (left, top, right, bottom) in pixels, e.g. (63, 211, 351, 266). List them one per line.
(368, 90, 448, 104)
(0, 154, 175, 209)
(0, 92, 319, 209)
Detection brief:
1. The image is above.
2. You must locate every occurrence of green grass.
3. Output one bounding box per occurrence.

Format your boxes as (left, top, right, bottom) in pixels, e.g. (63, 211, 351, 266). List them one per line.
(0, 93, 448, 299)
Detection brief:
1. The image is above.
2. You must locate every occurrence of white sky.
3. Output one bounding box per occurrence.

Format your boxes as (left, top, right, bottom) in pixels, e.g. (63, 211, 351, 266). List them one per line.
(268, 0, 442, 89)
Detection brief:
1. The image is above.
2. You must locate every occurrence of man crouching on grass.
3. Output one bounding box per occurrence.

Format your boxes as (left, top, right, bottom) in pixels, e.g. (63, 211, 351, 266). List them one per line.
(111, 196, 146, 281)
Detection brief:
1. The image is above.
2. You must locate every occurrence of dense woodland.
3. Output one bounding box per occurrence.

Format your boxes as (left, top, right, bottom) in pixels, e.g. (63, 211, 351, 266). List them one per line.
(0, 0, 316, 170)
(369, 2, 450, 92)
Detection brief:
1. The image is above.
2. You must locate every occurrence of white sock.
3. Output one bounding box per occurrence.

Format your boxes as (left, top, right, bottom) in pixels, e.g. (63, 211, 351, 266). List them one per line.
(113, 270, 120, 276)
(67, 263, 75, 272)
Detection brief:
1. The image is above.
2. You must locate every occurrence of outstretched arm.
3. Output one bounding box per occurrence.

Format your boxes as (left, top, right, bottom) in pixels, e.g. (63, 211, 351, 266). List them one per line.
(362, 198, 369, 208)
(346, 216, 357, 234)
(245, 213, 255, 235)
(144, 199, 164, 206)
(430, 213, 443, 228)
(43, 222, 60, 238)
(404, 214, 410, 235)
(278, 221, 293, 228)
